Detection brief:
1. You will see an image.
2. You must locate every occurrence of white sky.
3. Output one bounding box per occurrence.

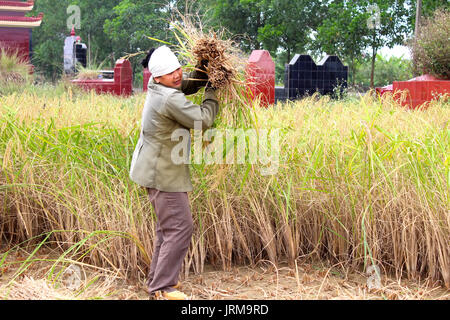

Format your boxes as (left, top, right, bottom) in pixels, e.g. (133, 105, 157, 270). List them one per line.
(380, 45, 411, 59)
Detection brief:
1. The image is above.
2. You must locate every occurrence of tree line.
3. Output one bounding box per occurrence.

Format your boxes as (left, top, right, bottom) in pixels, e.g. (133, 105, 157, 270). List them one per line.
(30, 0, 448, 86)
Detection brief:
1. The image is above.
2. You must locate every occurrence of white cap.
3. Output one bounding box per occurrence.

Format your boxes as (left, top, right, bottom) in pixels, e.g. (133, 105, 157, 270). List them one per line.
(148, 45, 181, 77)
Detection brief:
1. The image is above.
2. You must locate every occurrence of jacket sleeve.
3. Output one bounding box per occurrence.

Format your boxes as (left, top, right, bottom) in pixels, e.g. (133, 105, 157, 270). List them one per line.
(165, 88, 219, 129)
(181, 70, 208, 96)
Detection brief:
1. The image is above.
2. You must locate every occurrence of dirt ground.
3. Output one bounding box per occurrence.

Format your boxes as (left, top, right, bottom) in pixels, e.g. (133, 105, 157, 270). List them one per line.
(0, 248, 448, 300)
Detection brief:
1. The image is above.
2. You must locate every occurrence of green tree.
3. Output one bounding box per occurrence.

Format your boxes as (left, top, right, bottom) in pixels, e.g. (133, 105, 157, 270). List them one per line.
(204, 0, 324, 68)
(355, 53, 413, 88)
(314, 1, 368, 85)
(315, 0, 410, 88)
(103, 0, 202, 79)
(365, 0, 409, 88)
(202, 0, 269, 52)
(258, 0, 324, 62)
(409, 8, 450, 79)
(69, 0, 122, 69)
(408, 0, 450, 31)
(30, 0, 72, 80)
(31, 0, 122, 80)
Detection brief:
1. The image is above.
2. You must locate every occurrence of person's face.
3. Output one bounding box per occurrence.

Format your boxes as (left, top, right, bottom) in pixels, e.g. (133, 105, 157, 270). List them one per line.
(154, 67, 183, 88)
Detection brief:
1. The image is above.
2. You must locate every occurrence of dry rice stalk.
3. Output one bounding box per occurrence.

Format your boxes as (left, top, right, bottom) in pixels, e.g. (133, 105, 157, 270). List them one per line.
(0, 276, 70, 300)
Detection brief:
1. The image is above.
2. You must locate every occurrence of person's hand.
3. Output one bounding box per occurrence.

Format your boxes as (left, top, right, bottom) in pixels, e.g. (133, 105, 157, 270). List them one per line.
(205, 80, 216, 91)
(195, 60, 209, 81)
(199, 59, 208, 70)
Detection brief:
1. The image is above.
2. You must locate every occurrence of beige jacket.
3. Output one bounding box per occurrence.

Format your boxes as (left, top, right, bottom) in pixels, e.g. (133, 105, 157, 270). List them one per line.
(129, 72, 219, 192)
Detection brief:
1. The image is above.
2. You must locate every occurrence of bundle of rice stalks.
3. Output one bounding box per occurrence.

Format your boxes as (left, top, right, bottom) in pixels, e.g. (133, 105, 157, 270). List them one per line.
(191, 34, 237, 89)
(173, 15, 247, 92)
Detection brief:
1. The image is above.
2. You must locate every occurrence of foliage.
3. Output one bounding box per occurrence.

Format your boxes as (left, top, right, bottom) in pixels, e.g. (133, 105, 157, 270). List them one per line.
(204, 0, 324, 62)
(24, 0, 432, 88)
(68, 0, 122, 68)
(257, 0, 324, 62)
(202, 0, 267, 52)
(314, 1, 370, 86)
(354, 53, 413, 88)
(103, 1, 171, 59)
(314, 0, 410, 88)
(30, 0, 72, 81)
(30, 0, 121, 81)
(408, 8, 450, 79)
(407, 0, 450, 31)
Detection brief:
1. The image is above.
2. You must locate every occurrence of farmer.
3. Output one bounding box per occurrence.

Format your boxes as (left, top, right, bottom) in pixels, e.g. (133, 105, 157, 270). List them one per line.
(129, 45, 219, 300)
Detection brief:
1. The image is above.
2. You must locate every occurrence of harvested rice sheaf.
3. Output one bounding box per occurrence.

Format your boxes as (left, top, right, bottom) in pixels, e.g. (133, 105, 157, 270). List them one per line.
(170, 14, 247, 97)
(191, 34, 240, 90)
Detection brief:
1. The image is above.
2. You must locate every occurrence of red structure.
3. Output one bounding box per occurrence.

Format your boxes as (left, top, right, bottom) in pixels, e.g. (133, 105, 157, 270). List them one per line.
(377, 74, 450, 109)
(246, 50, 275, 107)
(71, 58, 133, 96)
(375, 84, 393, 97)
(143, 68, 151, 92)
(0, 0, 43, 64)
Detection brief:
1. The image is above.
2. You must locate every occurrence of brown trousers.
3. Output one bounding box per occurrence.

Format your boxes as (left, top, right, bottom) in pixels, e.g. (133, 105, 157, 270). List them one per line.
(146, 188, 193, 294)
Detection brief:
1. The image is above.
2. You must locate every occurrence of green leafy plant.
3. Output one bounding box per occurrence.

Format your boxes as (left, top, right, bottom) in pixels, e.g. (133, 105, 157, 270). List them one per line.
(409, 9, 450, 79)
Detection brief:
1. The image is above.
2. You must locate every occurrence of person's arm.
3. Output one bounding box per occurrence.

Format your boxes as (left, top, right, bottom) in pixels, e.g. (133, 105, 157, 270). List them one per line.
(165, 88, 219, 129)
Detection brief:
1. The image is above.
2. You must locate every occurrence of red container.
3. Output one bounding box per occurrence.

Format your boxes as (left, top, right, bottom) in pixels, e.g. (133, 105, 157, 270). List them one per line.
(246, 50, 275, 107)
(71, 59, 133, 96)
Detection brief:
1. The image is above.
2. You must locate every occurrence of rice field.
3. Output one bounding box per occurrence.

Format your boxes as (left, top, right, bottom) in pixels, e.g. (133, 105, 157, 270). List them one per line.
(0, 83, 449, 299)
